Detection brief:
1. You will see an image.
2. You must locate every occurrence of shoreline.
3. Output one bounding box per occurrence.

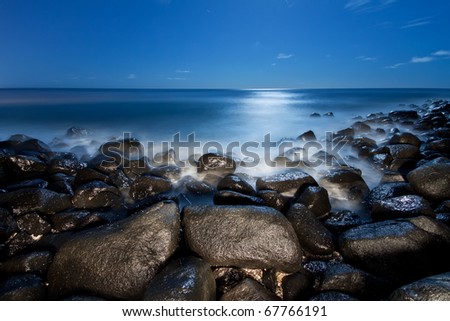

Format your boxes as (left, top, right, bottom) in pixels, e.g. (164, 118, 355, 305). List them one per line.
(1, 98, 450, 301)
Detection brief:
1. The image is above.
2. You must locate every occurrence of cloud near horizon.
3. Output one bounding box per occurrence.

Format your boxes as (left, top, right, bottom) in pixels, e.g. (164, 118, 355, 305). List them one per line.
(385, 50, 449, 69)
(277, 53, 294, 59)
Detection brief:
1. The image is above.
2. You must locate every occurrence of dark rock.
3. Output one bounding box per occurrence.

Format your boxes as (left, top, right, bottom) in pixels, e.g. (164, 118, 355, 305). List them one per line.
(339, 216, 450, 283)
(0, 251, 53, 276)
(324, 112, 334, 117)
(144, 256, 216, 301)
(387, 144, 420, 159)
(151, 149, 177, 167)
(310, 113, 321, 118)
(99, 138, 144, 161)
(323, 210, 364, 234)
(183, 205, 302, 272)
(375, 128, 386, 136)
(214, 190, 265, 206)
(295, 186, 331, 218)
(66, 127, 91, 138)
(49, 153, 86, 174)
(256, 170, 317, 193)
(5, 179, 48, 191)
(425, 139, 450, 157)
(72, 181, 121, 209)
(47, 201, 180, 300)
(365, 182, 415, 207)
(151, 165, 182, 182)
(319, 263, 391, 300)
(436, 213, 450, 227)
(282, 271, 314, 300)
(257, 190, 290, 212)
(50, 210, 108, 232)
(129, 176, 172, 201)
(197, 153, 236, 175)
(87, 154, 120, 174)
(286, 204, 335, 256)
(4, 231, 37, 257)
(217, 174, 256, 196)
(319, 169, 370, 204)
(64, 295, 106, 301)
(435, 200, 450, 214)
(15, 139, 51, 154)
(74, 168, 112, 187)
(0, 188, 71, 215)
(389, 110, 419, 121)
(0, 274, 46, 300)
(297, 130, 317, 142)
(388, 133, 421, 147)
(182, 176, 215, 194)
(0, 208, 17, 242)
(3, 154, 47, 179)
(371, 195, 434, 221)
(214, 267, 246, 294)
(389, 272, 450, 301)
(389, 158, 418, 175)
(123, 157, 152, 180)
(334, 127, 355, 138)
(16, 213, 51, 235)
(221, 278, 279, 301)
(310, 291, 358, 301)
(351, 137, 377, 150)
(352, 121, 371, 133)
(380, 171, 406, 183)
(407, 162, 450, 201)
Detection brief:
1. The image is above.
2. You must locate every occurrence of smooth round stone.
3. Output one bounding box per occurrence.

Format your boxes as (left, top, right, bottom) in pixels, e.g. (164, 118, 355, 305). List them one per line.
(371, 195, 434, 221)
(220, 278, 279, 301)
(217, 174, 256, 196)
(256, 170, 317, 193)
(407, 162, 450, 201)
(389, 272, 450, 301)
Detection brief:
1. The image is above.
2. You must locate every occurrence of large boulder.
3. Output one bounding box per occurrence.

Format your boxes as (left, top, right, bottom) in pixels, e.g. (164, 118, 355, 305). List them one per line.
(72, 181, 121, 209)
(47, 201, 180, 300)
(217, 174, 256, 196)
(339, 216, 450, 283)
(295, 185, 331, 218)
(183, 205, 302, 272)
(319, 169, 370, 205)
(365, 182, 414, 207)
(389, 272, 450, 301)
(144, 257, 216, 301)
(256, 170, 317, 193)
(407, 162, 450, 201)
(129, 176, 172, 201)
(371, 195, 434, 221)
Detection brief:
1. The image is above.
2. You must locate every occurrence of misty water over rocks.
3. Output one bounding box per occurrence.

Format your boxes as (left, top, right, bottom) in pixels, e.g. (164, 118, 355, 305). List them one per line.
(1, 91, 450, 301)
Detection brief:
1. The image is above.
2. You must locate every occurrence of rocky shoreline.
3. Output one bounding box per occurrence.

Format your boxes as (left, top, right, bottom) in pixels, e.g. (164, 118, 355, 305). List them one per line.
(1, 99, 450, 301)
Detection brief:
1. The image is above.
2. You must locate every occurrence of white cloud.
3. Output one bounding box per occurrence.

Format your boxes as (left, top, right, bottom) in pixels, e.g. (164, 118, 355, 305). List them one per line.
(127, 73, 136, 79)
(433, 50, 450, 57)
(356, 55, 377, 62)
(345, 0, 396, 12)
(176, 69, 191, 73)
(384, 62, 406, 69)
(277, 53, 294, 59)
(167, 77, 186, 81)
(410, 56, 434, 63)
(345, 0, 370, 10)
(401, 17, 432, 29)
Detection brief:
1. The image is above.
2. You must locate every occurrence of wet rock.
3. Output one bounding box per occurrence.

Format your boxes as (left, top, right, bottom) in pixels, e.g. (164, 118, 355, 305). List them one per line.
(435, 200, 450, 214)
(107, 168, 132, 189)
(0, 208, 17, 242)
(197, 153, 236, 175)
(389, 110, 419, 121)
(256, 170, 317, 193)
(310, 113, 321, 118)
(371, 195, 434, 221)
(388, 133, 421, 147)
(74, 168, 112, 187)
(425, 139, 450, 157)
(436, 213, 450, 227)
(214, 268, 246, 294)
(0, 188, 71, 215)
(297, 130, 317, 142)
(151, 149, 177, 167)
(0, 251, 53, 276)
(87, 154, 121, 174)
(5, 178, 48, 191)
(310, 291, 358, 301)
(151, 165, 182, 182)
(352, 121, 371, 133)
(182, 176, 215, 194)
(4, 231, 37, 257)
(214, 190, 264, 206)
(351, 137, 377, 150)
(144, 256, 216, 301)
(66, 127, 91, 138)
(3, 154, 47, 179)
(335, 127, 355, 138)
(123, 157, 152, 180)
(15, 139, 51, 154)
(16, 213, 51, 235)
(323, 211, 364, 234)
(319, 263, 391, 300)
(387, 144, 420, 159)
(389, 272, 450, 301)
(217, 174, 256, 196)
(47, 201, 180, 300)
(380, 171, 406, 183)
(339, 216, 450, 283)
(319, 169, 370, 204)
(49, 153, 86, 174)
(0, 274, 46, 300)
(324, 112, 334, 117)
(129, 176, 172, 201)
(99, 138, 144, 161)
(221, 278, 279, 301)
(407, 162, 450, 201)
(365, 182, 415, 207)
(183, 205, 302, 272)
(64, 295, 106, 301)
(282, 270, 314, 300)
(286, 204, 335, 256)
(295, 186, 331, 218)
(257, 190, 290, 212)
(50, 210, 108, 232)
(72, 181, 121, 209)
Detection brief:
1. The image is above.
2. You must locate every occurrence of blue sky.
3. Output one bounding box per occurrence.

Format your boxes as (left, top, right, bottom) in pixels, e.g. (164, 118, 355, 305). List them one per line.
(0, 0, 449, 88)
